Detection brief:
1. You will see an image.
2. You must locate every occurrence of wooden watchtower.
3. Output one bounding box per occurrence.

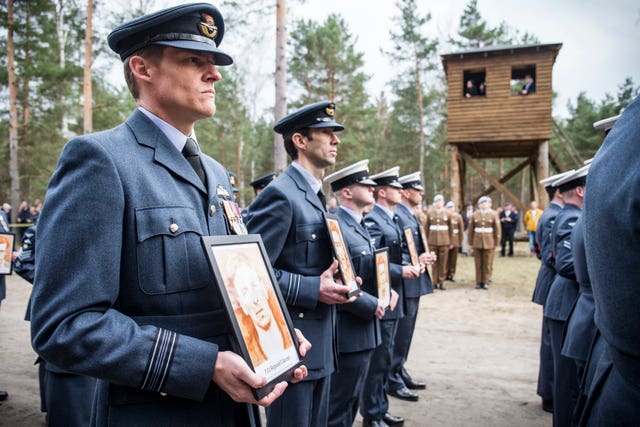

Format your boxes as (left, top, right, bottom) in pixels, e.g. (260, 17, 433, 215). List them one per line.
(441, 43, 562, 211)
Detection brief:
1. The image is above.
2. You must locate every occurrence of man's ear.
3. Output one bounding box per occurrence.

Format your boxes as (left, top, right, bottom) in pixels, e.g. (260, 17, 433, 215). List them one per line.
(291, 132, 307, 153)
(129, 56, 153, 83)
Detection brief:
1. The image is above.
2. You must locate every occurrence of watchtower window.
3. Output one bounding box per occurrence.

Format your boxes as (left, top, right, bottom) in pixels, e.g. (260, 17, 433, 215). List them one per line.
(463, 69, 486, 98)
(511, 65, 536, 95)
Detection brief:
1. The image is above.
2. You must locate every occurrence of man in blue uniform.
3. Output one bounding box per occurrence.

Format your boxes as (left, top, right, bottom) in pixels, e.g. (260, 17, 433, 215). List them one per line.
(245, 100, 355, 427)
(531, 170, 571, 413)
(324, 160, 385, 427)
(543, 165, 589, 427)
(387, 172, 434, 400)
(360, 167, 421, 427)
(579, 96, 640, 425)
(249, 173, 276, 196)
(29, 4, 308, 426)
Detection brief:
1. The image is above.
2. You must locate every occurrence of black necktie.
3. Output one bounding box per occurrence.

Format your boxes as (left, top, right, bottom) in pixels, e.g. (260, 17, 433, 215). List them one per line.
(317, 190, 327, 208)
(182, 138, 206, 185)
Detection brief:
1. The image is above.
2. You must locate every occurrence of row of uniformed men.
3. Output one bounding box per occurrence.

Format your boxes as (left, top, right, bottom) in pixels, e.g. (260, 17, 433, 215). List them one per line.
(532, 104, 640, 427)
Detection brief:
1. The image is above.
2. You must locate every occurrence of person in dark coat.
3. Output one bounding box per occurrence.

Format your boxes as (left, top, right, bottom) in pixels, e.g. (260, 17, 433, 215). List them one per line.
(245, 100, 353, 427)
(499, 202, 519, 257)
(543, 165, 589, 427)
(531, 171, 571, 413)
(29, 5, 309, 426)
(324, 160, 384, 427)
(579, 96, 640, 426)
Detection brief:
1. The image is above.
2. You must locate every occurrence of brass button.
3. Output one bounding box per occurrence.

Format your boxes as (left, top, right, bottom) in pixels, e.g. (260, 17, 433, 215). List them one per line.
(169, 223, 179, 233)
(298, 313, 304, 319)
(160, 392, 167, 397)
(393, 240, 397, 245)
(361, 251, 366, 255)
(209, 205, 216, 216)
(311, 233, 317, 240)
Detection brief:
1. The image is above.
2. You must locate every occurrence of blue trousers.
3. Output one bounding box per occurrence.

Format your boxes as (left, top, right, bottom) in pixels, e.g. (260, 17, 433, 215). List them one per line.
(328, 349, 375, 427)
(549, 318, 579, 427)
(266, 376, 330, 427)
(537, 315, 554, 401)
(360, 318, 399, 421)
(388, 297, 421, 392)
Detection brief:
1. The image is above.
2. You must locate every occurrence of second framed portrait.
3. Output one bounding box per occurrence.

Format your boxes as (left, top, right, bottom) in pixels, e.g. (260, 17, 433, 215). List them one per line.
(0, 232, 15, 275)
(324, 213, 360, 298)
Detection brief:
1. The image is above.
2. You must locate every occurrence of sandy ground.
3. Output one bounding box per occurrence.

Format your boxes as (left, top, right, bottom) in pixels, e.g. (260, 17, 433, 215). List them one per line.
(0, 242, 550, 426)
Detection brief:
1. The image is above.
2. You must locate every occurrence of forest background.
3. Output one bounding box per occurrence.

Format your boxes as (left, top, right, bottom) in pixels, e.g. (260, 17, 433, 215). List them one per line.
(1, 0, 639, 213)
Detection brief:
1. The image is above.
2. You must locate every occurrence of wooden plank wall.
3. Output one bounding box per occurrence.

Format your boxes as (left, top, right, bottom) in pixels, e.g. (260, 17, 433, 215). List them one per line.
(446, 50, 556, 148)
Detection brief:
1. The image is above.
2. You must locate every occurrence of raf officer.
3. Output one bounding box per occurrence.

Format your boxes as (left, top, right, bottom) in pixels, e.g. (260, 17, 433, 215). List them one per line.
(387, 172, 434, 400)
(30, 4, 309, 426)
(324, 160, 385, 427)
(249, 172, 276, 197)
(579, 96, 640, 425)
(543, 165, 589, 427)
(531, 170, 571, 413)
(245, 101, 355, 427)
(360, 167, 421, 427)
(425, 194, 453, 290)
(468, 196, 500, 289)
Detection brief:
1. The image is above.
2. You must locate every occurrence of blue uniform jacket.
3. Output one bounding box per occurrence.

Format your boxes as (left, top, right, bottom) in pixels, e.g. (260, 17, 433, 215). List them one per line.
(561, 216, 595, 362)
(395, 203, 433, 298)
(363, 204, 405, 320)
(334, 207, 381, 353)
(543, 203, 581, 321)
(30, 110, 254, 426)
(244, 164, 336, 380)
(532, 202, 562, 305)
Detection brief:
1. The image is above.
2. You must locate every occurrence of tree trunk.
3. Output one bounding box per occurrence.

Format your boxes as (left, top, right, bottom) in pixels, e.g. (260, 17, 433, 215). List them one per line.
(7, 0, 21, 222)
(273, 0, 287, 173)
(83, 0, 93, 134)
(415, 49, 425, 185)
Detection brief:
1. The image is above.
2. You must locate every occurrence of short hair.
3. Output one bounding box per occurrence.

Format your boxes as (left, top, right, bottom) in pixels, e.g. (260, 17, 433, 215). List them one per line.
(123, 44, 166, 100)
(283, 128, 312, 161)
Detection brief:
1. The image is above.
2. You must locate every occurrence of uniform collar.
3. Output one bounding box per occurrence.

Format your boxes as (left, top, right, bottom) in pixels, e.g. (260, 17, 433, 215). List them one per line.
(138, 106, 197, 153)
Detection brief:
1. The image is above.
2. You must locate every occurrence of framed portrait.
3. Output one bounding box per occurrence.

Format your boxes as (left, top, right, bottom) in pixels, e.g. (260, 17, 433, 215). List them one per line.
(403, 226, 420, 266)
(323, 213, 360, 298)
(418, 224, 430, 253)
(375, 248, 390, 309)
(201, 234, 302, 400)
(0, 233, 15, 275)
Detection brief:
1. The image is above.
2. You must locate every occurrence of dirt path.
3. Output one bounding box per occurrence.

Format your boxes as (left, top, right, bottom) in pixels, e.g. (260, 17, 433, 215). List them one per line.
(0, 243, 550, 426)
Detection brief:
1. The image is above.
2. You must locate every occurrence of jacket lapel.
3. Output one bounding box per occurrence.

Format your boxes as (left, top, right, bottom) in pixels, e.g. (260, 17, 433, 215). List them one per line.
(284, 165, 325, 212)
(126, 110, 207, 194)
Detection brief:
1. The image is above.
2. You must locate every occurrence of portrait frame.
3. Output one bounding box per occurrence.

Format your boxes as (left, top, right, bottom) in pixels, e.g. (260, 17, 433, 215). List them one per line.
(418, 224, 430, 253)
(201, 234, 302, 400)
(375, 248, 391, 309)
(0, 232, 15, 275)
(323, 213, 360, 298)
(403, 226, 420, 266)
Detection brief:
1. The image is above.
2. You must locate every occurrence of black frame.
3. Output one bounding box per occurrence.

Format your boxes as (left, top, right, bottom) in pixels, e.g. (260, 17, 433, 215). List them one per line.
(403, 226, 420, 266)
(0, 232, 15, 275)
(375, 247, 390, 309)
(323, 213, 360, 298)
(201, 234, 302, 399)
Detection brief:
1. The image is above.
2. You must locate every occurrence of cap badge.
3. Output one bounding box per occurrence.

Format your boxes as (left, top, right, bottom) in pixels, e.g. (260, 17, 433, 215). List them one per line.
(325, 104, 335, 117)
(198, 13, 218, 39)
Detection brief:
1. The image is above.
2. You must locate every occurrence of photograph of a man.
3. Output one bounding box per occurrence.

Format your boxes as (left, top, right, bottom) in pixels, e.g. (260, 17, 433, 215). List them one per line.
(327, 218, 357, 293)
(211, 243, 296, 379)
(0, 235, 13, 274)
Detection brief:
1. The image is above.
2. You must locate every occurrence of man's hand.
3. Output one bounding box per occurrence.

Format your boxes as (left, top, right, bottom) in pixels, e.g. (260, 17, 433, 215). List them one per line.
(375, 299, 386, 319)
(401, 264, 421, 279)
(419, 252, 436, 265)
(389, 289, 399, 311)
(291, 328, 310, 383)
(319, 260, 357, 304)
(212, 351, 286, 407)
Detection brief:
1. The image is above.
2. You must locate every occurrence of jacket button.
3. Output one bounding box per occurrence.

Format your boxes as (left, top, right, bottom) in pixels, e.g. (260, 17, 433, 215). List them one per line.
(361, 250, 366, 255)
(209, 205, 216, 216)
(160, 392, 168, 397)
(311, 233, 317, 240)
(169, 223, 179, 233)
(298, 313, 304, 318)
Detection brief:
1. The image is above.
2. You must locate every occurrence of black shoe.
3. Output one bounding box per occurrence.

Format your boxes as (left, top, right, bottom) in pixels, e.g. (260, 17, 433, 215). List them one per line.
(388, 386, 419, 402)
(0, 390, 7, 401)
(403, 377, 426, 390)
(449, 277, 456, 283)
(362, 420, 389, 427)
(542, 399, 553, 413)
(383, 413, 405, 426)
(481, 283, 489, 290)
(508, 253, 514, 257)
(439, 283, 447, 290)
(475, 283, 483, 289)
